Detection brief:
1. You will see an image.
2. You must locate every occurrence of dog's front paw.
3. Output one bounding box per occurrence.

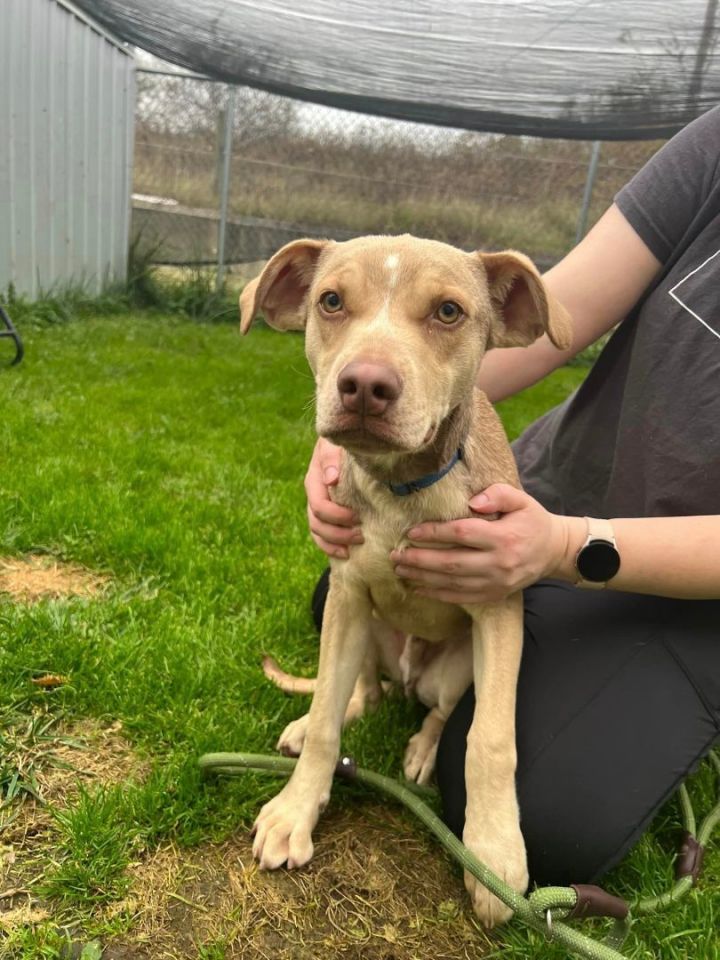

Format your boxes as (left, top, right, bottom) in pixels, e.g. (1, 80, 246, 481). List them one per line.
(403, 729, 439, 785)
(251, 785, 318, 870)
(462, 820, 528, 928)
(276, 713, 310, 757)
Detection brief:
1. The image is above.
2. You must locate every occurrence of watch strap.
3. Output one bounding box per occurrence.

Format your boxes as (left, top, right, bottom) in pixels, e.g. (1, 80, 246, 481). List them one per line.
(585, 517, 616, 544)
(575, 516, 618, 589)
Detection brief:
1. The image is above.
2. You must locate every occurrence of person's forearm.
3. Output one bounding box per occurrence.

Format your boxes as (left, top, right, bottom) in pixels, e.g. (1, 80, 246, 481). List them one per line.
(477, 334, 572, 402)
(552, 515, 720, 600)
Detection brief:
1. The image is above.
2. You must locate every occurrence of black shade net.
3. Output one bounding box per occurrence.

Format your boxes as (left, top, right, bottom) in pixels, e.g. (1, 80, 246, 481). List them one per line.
(77, 0, 720, 139)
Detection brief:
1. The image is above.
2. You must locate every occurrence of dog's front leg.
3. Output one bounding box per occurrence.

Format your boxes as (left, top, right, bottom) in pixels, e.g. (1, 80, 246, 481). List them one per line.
(462, 594, 528, 928)
(276, 639, 385, 757)
(252, 576, 372, 871)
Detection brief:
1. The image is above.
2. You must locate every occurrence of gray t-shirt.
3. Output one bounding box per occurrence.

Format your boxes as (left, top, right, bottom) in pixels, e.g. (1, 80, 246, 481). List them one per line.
(513, 106, 720, 519)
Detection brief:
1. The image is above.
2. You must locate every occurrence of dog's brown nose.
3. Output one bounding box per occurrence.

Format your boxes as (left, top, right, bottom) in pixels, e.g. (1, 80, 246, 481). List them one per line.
(337, 361, 401, 416)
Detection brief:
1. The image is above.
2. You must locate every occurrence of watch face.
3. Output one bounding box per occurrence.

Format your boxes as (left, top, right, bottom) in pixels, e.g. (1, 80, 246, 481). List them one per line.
(577, 539, 621, 582)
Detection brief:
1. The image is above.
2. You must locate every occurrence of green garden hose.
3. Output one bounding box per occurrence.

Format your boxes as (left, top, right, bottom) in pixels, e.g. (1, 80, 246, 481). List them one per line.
(199, 749, 720, 960)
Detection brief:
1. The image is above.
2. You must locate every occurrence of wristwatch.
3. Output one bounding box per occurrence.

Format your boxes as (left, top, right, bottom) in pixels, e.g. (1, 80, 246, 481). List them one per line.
(575, 517, 621, 588)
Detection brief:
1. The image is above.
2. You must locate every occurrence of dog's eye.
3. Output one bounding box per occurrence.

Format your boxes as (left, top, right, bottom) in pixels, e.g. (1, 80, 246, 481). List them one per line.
(436, 301, 462, 324)
(319, 291, 343, 314)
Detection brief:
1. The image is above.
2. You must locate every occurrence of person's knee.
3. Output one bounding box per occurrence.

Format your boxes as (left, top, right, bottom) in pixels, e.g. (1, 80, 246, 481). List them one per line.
(517, 782, 607, 886)
(436, 686, 616, 886)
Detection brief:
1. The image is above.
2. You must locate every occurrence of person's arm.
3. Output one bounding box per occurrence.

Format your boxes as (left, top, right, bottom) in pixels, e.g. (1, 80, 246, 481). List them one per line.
(392, 486, 720, 603)
(479, 204, 662, 402)
(556, 512, 720, 599)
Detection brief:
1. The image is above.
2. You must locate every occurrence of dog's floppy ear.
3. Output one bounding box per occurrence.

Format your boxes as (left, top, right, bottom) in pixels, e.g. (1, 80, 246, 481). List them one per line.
(478, 251, 573, 351)
(239, 239, 329, 335)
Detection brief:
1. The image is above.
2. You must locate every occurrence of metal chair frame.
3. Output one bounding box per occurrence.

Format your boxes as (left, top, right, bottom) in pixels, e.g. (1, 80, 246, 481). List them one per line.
(0, 304, 23, 365)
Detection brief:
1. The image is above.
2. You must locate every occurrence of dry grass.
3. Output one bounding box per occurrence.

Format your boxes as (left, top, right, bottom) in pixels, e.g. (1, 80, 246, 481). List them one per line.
(0, 686, 483, 958)
(114, 803, 488, 959)
(0, 719, 487, 958)
(0, 720, 149, 936)
(4, 720, 147, 836)
(0, 556, 109, 604)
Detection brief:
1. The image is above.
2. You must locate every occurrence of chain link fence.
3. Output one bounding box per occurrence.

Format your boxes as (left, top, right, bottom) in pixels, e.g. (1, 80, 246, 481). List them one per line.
(132, 70, 663, 283)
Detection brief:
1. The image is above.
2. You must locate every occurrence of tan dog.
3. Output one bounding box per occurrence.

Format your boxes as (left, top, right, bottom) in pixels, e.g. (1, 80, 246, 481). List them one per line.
(240, 234, 571, 927)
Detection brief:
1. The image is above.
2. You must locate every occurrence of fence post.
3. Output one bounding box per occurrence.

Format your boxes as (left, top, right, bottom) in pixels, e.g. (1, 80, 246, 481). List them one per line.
(214, 104, 227, 198)
(216, 85, 236, 291)
(575, 140, 601, 247)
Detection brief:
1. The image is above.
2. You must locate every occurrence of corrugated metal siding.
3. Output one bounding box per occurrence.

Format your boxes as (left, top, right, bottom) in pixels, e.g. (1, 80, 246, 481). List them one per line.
(0, 0, 134, 298)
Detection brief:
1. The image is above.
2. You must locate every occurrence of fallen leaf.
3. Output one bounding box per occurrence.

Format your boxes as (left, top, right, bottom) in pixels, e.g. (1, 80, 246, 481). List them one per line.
(30, 674, 69, 688)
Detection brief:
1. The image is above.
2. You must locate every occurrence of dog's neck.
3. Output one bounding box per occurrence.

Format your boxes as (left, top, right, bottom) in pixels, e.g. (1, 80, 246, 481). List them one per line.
(350, 402, 471, 490)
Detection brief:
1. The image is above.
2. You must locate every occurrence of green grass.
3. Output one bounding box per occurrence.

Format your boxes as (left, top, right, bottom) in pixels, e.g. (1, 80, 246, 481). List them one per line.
(0, 310, 718, 958)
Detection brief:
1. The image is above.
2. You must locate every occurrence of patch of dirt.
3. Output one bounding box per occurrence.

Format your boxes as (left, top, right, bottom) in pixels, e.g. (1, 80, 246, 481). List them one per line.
(0, 555, 109, 603)
(0, 718, 488, 958)
(10, 719, 148, 834)
(0, 719, 149, 933)
(107, 801, 490, 960)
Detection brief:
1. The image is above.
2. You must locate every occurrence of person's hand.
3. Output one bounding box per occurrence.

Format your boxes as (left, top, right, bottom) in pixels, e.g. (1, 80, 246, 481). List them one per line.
(305, 437, 364, 559)
(391, 484, 577, 604)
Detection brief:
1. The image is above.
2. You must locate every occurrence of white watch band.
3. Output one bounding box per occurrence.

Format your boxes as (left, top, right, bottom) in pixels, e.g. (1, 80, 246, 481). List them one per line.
(586, 517, 615, 544)
(575, 517, 618, 589)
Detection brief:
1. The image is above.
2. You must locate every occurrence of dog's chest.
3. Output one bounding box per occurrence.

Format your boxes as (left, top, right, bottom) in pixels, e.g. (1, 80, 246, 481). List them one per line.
(340, 474, 473, 642)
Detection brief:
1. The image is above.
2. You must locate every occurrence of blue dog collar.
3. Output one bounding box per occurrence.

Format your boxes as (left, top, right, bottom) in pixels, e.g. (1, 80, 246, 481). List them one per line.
(388, 447, 463, 496)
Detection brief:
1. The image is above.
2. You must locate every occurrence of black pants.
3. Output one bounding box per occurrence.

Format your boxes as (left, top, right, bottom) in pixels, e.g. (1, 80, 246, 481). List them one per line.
(312, 570, 720, 886)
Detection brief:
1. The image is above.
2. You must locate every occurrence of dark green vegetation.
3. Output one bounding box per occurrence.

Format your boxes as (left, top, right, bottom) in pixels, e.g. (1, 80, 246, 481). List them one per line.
(0, 308, 717, 958)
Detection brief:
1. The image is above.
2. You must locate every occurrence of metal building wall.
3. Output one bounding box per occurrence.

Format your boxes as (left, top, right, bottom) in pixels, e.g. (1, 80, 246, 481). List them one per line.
(0, 0, 135, 298)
